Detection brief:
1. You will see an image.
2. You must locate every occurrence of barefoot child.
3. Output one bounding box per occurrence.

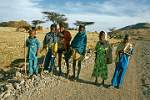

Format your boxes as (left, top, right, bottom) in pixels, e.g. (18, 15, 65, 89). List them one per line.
(42, 24, 58, 73)
(111, 34, 134, 88)
(26, 29, 40, 78)
(57, 23, 72, 77)
(92, 31, 110, 86)
(71, 25, 87, 80)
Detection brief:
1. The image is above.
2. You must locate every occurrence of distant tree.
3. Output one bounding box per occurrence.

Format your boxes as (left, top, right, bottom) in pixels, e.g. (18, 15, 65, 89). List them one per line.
(74, 20, 94, 26)
(0, 20, 30, 28)
(32, 20, 45, 28)
(0, 22, 8, 27)
(42, 11, 67, 24)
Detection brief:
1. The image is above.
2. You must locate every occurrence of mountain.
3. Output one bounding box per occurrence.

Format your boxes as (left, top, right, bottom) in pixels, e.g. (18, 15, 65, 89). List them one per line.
(119, 23, 150, 30)
(109, 23, 150, 39)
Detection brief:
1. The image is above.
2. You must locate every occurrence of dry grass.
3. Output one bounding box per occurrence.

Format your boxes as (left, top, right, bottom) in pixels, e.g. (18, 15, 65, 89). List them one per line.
(0, 27, 120, 69)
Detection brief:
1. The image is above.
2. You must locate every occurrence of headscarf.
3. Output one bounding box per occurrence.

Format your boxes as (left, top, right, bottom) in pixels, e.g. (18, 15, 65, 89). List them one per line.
(99, 31, 108, 40)
(104, 31, 108, 40)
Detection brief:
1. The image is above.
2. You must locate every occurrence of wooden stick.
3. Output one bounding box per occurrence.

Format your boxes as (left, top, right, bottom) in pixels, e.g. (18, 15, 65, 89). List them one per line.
(24, 32, 27, 74)
(41, 54, 46, 74)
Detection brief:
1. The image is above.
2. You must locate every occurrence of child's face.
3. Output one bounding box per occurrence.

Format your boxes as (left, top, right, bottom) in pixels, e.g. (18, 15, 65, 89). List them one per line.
(124, 36, 131, 43)
(60, 27, 65, 32)
(51, 27, 57, 32)
(29, 31, 36, 37)
(79, 27, 85, 33)
(99, 34, 105, 41)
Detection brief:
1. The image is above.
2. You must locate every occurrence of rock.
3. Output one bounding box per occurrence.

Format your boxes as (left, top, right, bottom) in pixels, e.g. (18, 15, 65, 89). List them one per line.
(6, 83, 14, 91)
(0, 83, 6, 93)
(13, 83, 21, 90)
(0, 92, 6, 99)
(33, 81, 39, 87)
(0, 73, 4, 80)
(25, 79, 34, 88)
(20, 79, 25, 85)
(2, 90, 11, 99)
(85, 56, 89, 60)
(35, 75, 41, 81)
(25, 82, 30, 89)
(15, 71, 22, 79)
(0, 86, 5, 92)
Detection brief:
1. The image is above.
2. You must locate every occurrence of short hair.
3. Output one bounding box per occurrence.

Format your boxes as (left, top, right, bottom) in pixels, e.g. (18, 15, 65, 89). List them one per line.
(32, 27, 36, 30)
(124, 34, 129, 40)
(79, 25, 85, 30)
(59, 22, 65, 28)
(50, 24, 57, 29)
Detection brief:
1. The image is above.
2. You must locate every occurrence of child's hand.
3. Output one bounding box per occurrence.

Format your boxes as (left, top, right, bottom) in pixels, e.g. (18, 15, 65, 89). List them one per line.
(105, 48, 108, 51)
(40, 48, 47, 54)
(37, 49, 40, 57)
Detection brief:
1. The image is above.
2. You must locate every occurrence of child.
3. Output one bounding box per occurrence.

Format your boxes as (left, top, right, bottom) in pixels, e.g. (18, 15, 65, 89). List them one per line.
(57, 23, 72, 77)
(43, 24, 58, 73)
(111, 34, 134, 88)
(92, 31, 110, 86)
(26, 29, 40, 78)
(71, 25, 87, 80)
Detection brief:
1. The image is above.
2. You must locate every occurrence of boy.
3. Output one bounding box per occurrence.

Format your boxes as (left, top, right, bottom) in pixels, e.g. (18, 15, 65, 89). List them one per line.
(26, 29, 40, 78)
(57, 23, 72, 77)
(71, 25, 87, 80)
(43, 24, 58, 73)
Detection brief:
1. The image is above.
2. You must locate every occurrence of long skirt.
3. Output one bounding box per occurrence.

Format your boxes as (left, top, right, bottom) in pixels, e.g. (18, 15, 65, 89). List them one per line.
(111, 53, 129, 87)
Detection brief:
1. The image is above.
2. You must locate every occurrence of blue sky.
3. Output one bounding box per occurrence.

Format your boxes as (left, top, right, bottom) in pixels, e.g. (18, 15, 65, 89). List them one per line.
(0, 0, 150, 31)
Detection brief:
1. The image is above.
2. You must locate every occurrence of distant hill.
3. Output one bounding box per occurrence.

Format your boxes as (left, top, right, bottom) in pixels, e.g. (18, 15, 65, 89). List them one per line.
(109, 23, 150, 39)
(119, 23, 150, 30)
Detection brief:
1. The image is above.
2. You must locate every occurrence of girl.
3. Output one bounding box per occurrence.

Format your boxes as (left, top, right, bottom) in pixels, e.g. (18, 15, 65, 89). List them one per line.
(111, 34, 134, 88)
(92, 31, 110, 86)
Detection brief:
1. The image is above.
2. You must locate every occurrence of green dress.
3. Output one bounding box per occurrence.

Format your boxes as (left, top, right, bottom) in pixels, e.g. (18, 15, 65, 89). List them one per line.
(92, 41, 108, 80)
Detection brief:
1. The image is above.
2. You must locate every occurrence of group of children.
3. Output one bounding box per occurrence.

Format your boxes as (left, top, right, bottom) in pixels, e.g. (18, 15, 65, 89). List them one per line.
(26, 23, 134, 89)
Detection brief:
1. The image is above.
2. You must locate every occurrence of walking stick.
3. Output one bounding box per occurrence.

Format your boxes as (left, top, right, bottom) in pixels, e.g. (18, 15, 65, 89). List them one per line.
(41, 54, 46, 76)
(24, 32, 27, 75)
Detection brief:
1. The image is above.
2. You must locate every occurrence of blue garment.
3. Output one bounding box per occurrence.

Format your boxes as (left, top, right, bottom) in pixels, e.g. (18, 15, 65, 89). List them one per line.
(71, 32, 87, 55)
(28, 58, 38, 76)
(26, 37, 40, 76)
(43, 32, 58, 45)
(111, 53, 129, 87)
(43, 32, 57, 71)
(44, 48, 55, 72)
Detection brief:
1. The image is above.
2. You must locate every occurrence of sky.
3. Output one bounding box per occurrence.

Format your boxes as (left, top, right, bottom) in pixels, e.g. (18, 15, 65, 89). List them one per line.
(0, 0, 150, 31)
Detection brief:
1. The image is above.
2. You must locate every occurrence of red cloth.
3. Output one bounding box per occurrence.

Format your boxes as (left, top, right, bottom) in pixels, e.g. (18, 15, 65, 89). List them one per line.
(62, 30, 72, 50)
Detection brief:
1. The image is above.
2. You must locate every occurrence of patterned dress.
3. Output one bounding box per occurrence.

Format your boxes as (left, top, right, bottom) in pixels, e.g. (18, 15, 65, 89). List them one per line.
(92, 41, 108, 80)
